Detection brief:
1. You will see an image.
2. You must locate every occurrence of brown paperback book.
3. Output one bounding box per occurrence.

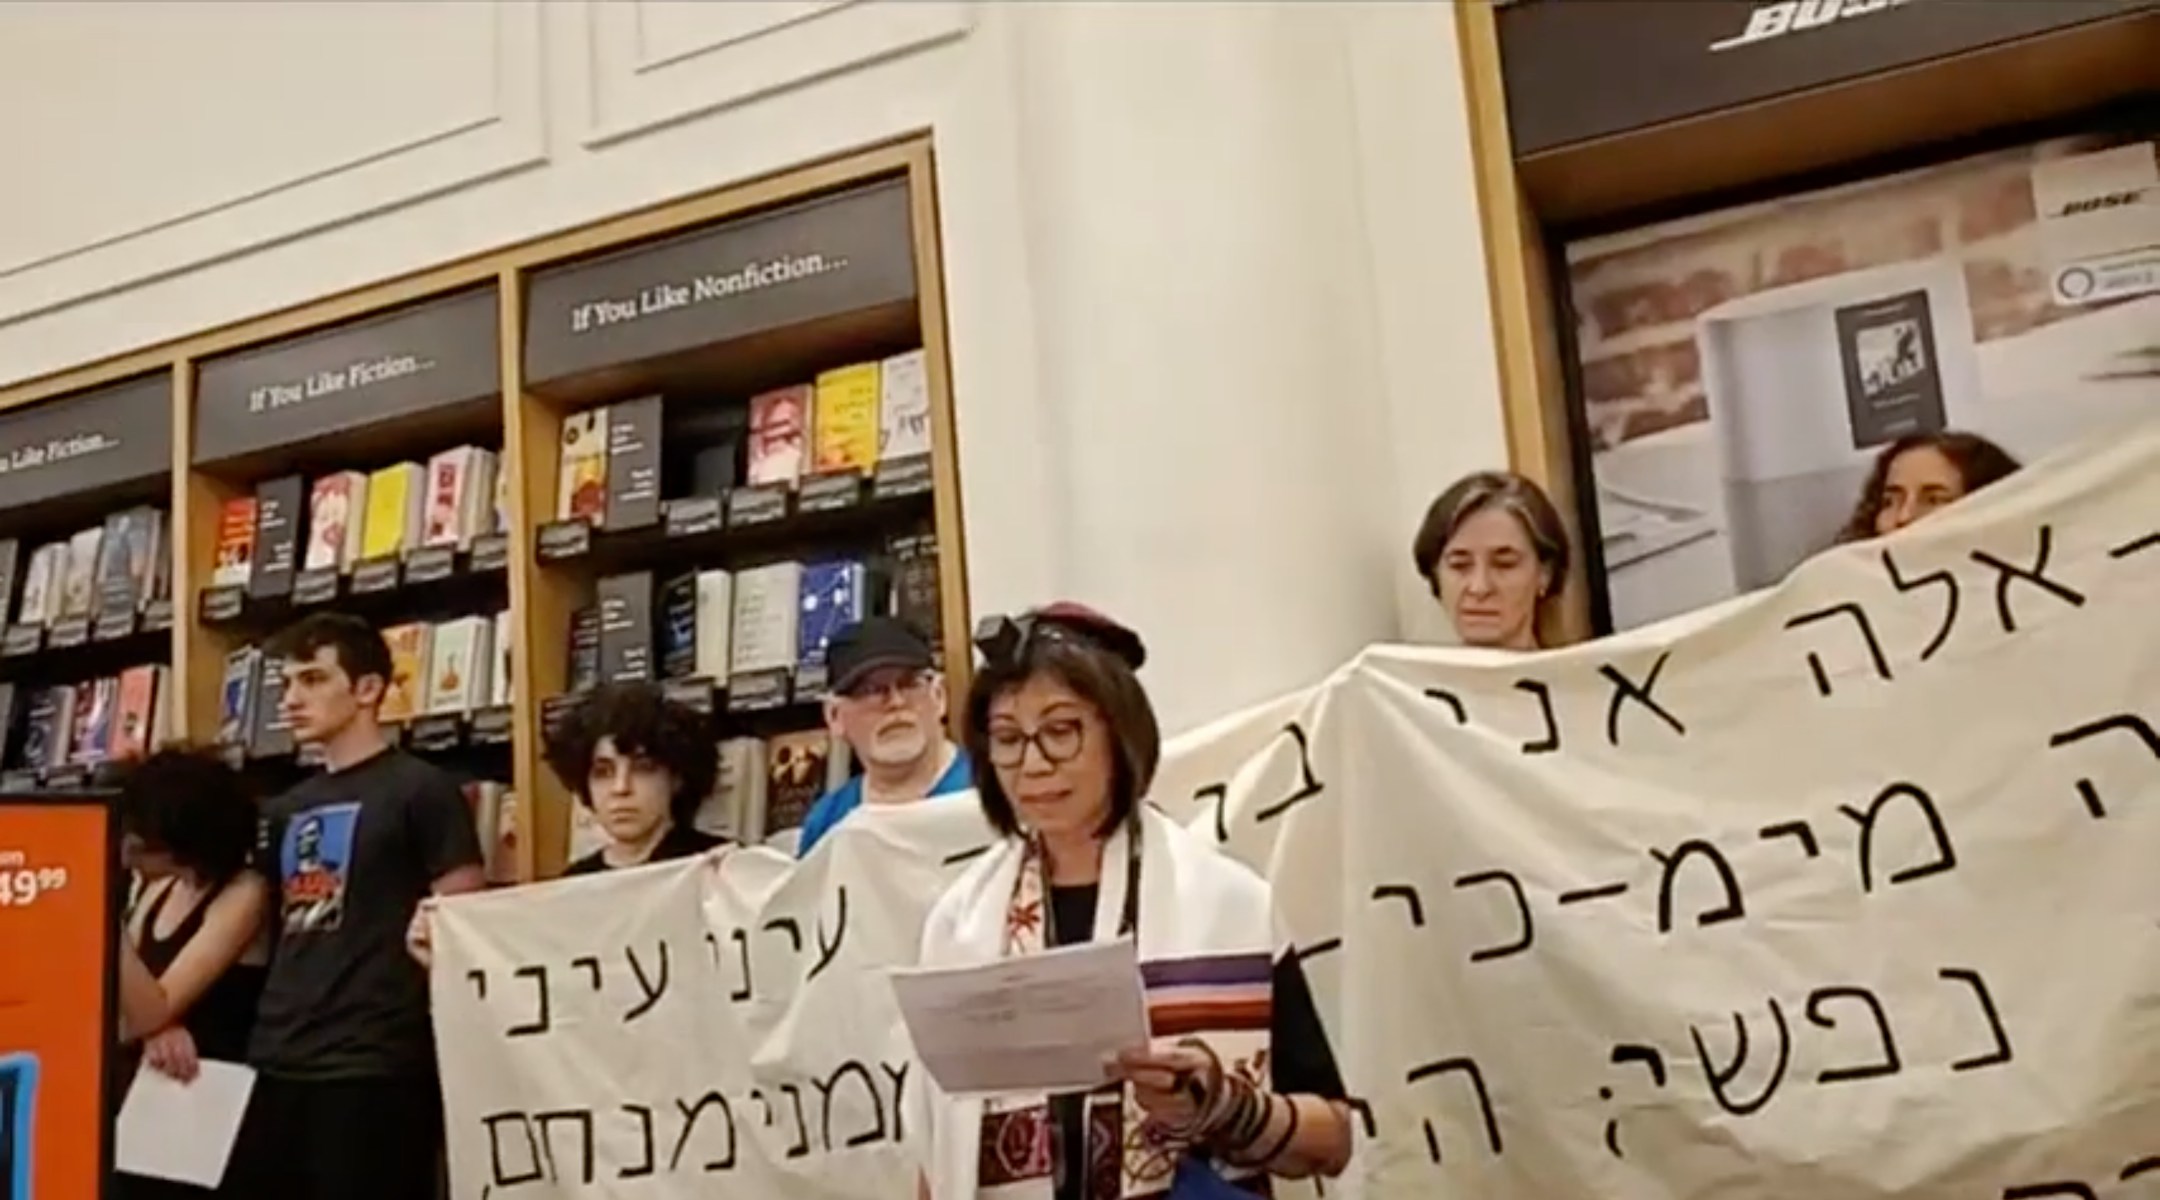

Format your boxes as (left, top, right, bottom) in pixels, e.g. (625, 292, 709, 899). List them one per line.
(763, 730, 831, 835)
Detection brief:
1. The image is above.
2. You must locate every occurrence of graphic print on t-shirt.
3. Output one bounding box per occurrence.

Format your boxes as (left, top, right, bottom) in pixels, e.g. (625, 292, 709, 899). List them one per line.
(0, 1053, 35, 1200)
(280, 802, 360, 934)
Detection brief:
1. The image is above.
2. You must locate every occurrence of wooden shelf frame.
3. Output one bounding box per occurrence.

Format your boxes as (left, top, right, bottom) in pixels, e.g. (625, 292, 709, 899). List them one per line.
(0, 135, 974, 881)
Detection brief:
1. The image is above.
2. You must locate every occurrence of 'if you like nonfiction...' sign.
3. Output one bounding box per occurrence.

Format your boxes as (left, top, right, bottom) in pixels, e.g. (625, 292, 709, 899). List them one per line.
(431, 418, 2160, 1200)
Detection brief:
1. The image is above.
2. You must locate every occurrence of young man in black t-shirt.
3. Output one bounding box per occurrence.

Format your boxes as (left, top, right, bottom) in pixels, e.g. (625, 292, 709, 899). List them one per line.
(225, 612, 485, 1200)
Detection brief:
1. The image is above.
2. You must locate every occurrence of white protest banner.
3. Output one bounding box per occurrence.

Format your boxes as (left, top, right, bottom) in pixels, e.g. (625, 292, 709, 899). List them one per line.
(433, 418, 2160, 1200)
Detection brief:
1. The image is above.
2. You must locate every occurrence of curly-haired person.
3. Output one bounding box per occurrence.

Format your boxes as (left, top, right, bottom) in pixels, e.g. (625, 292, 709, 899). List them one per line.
(545, 681, 727, 876)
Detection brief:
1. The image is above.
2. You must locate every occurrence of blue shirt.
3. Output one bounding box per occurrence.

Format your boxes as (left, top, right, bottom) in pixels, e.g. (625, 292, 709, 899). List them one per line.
(795, 748, 974, 857)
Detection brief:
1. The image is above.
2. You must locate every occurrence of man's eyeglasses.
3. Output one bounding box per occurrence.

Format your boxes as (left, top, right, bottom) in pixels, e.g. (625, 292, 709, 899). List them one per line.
(985, 718, 1086, 768)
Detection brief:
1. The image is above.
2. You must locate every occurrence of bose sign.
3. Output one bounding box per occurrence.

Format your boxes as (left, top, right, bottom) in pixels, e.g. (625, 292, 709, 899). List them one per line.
(1709, 0, 1919, 54)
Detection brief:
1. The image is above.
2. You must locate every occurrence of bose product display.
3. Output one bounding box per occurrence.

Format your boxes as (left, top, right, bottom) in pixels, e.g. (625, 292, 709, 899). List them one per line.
(1695, 260, 1981, 590)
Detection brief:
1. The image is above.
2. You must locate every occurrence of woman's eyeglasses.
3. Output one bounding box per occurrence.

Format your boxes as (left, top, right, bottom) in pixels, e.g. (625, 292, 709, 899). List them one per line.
(985, 718, 1086, 768)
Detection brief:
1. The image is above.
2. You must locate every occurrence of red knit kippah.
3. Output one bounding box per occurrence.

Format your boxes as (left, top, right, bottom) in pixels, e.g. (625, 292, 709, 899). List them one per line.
(1029, 601, 1147, 670)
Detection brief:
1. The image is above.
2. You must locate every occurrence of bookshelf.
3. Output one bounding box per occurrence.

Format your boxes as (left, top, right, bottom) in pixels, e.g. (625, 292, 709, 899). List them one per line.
(0, 138, 973, 883)
(0, 374, 179, 793)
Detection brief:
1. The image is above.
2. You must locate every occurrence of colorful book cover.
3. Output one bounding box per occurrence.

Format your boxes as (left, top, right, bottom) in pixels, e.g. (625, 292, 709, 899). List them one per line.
(379, 622, 433, 723)
(213, 498, 258, 587)
(111, 665, 159, 761)
(361, 464, 418, 560)
(797, 559, 865, 671)
(811, 363, 881, 473)
(764, 730, 832, 834)
(305, 472, 366, 572)
(557, 410, 609, 522)
(746, 385, 811, 486)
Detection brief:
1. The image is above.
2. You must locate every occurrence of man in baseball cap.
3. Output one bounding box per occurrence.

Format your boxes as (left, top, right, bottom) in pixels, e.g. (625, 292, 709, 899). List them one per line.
(796, 617, 974, 856)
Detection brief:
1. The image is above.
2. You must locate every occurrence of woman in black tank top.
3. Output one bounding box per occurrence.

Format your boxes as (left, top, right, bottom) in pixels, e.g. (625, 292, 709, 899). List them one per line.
(111, 748, 271, 1200)
(133, 877, 265, 1063)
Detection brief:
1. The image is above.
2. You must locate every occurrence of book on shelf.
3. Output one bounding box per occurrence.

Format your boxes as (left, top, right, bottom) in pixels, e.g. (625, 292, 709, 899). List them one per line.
(249, 667, 293, 761)
(21, 686, 69, 772)
(659, 569, 732, 683)
(465, 781, 518, 884)
(378, 623, 433, 724)
(489, 610, 514, 708)
(361, 462, 425, 561)
(557, 409, 609, 523)
(68, 679, 114, 766)
(17, 542, 63, 626)
(798, 559, 867, 685)
(566, 607, 602, 693)
(597, 572, 656, 685)
(213, 498, 257, 589)
(879, 349, 932, 463)
(249, 475, 306, 599)
(423, 446, 499, 550)
(811, 363, 880, 474)
(0, 540, 19, 622)
(305, 471, 369, 573)
(888, 532, 943, 651)
(424, 615, 494, 716)
(219, 647, 263, 749)
(763, 728, 847, 840)
(109, 665, 164, 761)
(118, 508, 165, 613)
(492, 461, 511, 537)
(697, 735, 767, 840)
(728, 562, 803, 679)
(746, 386, 810, 488)
(60, 527, 103, 620)
(603, 396, 663, 530)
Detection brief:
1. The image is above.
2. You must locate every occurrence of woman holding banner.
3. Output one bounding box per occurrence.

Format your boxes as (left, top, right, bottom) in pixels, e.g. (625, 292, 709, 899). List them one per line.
(911, 603, 1353, 1200)
(1412, 470, 1572, 651)
(1834, 430, 2022, 544)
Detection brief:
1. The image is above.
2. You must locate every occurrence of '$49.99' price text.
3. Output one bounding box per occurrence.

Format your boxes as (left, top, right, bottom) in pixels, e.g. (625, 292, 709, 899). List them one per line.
(0, 857, 69, 907)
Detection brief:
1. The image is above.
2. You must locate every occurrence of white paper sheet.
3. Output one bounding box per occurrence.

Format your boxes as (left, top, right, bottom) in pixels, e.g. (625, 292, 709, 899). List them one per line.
(890, 936, 1150, 1096)
(115, 1060, 257, 1188)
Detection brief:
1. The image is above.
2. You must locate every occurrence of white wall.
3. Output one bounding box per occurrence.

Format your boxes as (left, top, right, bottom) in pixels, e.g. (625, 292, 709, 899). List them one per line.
(0, 0, 1507, 733)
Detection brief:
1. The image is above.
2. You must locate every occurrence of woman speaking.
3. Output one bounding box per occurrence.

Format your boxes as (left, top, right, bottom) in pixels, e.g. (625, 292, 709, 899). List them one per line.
(912, 603, 1353, 1200)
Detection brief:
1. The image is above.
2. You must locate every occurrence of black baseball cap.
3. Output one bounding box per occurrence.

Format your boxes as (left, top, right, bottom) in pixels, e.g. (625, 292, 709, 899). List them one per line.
(828, 617, 937, 695)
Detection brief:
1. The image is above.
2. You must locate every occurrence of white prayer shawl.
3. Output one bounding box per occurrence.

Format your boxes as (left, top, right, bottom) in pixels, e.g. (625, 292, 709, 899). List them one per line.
(912, 806, 1278, 1199)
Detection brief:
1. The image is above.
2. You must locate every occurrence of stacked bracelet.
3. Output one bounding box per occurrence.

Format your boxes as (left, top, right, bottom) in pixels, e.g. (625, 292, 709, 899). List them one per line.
(1210, 1085, 1271, 1154)
(1221, 1094, 1301, 1167)
(1152, 1039, 1227, 1140)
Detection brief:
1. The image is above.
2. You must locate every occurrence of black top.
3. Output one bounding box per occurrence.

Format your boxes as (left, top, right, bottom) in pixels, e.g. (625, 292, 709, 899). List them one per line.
(1046, 884, 1346, 1200)
(247, 748, 484, 1080)
(562, 824, 724, 876)
(135, 877, 265, 1063)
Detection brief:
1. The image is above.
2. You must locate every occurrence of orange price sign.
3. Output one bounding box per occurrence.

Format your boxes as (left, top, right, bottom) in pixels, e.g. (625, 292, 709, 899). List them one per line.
(0, 795, 117, 1200)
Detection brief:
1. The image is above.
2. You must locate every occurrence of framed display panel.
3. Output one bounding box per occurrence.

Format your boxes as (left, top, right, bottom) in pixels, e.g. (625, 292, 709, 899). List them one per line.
(0, 137, 973, 881)
(1456, 0, 2158, 637)
(0, 790, 121, 1200)
(0, 376, 178, 794)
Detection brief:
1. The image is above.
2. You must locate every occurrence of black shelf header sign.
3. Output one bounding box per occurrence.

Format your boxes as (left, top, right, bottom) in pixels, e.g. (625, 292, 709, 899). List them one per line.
(0, 374, 173, 510)
(524, 177, 918, 386)
(1497, 0, 2151, 158)
(192, 286, 501, 465)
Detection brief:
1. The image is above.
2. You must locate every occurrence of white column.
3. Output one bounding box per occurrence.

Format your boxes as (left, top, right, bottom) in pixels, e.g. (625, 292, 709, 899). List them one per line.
(1003, 1, 1402, 733)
